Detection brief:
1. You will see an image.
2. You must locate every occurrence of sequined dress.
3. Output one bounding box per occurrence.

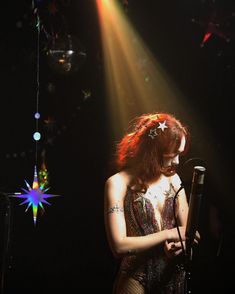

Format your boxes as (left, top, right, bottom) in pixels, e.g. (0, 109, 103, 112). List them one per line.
(113, 182, 185, 294)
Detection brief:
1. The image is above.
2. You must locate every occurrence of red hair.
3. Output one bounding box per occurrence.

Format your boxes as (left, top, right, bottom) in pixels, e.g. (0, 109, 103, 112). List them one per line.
(115, 112, 189, 189)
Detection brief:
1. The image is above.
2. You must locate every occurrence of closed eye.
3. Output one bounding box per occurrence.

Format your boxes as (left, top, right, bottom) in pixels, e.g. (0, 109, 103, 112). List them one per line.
(163, 151, 183, 159)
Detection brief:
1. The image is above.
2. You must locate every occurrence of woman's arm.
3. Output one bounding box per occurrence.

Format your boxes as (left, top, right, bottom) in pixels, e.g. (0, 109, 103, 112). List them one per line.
(104, 172, 184, 258)
(164, 174, 199, 258)
(163, 174, 189, 258)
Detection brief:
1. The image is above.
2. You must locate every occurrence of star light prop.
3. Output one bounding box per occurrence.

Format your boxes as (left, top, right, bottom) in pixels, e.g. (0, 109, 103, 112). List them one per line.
(44, 116, 57, 132)
(192, 9, 234, 47)
(13, 166, 59, 225)
(194, 19, 231, 47)
(8, 1, 61, 226)
(82, 89, 92, 101)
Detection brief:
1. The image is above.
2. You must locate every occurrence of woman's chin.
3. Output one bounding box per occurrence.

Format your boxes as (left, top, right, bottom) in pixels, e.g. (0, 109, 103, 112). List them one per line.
(162, 166, 177, 176)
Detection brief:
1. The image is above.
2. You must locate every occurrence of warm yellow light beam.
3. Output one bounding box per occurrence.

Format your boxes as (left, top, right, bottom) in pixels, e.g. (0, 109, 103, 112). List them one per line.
(96, 0, 190, 139)
(95, 0, 226, 199)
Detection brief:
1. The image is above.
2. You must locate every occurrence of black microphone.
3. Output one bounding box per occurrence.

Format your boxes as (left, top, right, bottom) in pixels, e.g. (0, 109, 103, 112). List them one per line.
(185, 165, 206, 257)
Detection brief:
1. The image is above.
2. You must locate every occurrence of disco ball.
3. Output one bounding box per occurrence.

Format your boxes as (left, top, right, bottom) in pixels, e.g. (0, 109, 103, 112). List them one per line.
(46, 34, 87, 75)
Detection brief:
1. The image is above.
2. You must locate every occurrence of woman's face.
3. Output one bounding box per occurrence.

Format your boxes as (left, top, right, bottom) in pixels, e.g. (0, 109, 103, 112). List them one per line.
(162, 135, 186, 175)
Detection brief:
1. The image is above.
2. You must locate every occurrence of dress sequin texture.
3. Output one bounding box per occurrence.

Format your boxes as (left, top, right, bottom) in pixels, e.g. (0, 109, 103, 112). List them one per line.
(114, 180, 185, 293)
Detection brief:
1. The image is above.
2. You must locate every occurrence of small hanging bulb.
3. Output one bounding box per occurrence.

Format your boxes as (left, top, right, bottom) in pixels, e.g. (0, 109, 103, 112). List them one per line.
(35, 112, 40, 119)
(33, 132, 41, 141)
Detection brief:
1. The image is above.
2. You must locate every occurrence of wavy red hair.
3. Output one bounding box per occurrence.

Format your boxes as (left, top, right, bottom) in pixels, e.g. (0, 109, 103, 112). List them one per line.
(115, 112, 189, 188)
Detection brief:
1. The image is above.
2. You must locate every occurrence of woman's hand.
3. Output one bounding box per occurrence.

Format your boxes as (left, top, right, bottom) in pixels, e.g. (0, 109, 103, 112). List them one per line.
(168, 227, 200, 244)
(165, 229, 200, 259)
(164, 240, 185, 259)
(168, 226, 186, 242)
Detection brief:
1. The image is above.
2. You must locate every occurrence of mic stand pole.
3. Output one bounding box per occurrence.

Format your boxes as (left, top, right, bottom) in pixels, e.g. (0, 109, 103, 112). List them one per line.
(183, 166, 206, 294)
(183, 239, 193, 294)
(173, 186, 191, 294)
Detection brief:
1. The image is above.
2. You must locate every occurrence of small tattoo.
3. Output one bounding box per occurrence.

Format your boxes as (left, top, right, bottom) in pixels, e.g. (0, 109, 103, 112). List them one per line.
(107, 204, 124, 214)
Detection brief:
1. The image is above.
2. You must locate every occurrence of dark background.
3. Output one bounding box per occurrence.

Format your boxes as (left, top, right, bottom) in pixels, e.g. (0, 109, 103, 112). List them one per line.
(0, 0, 234, 293)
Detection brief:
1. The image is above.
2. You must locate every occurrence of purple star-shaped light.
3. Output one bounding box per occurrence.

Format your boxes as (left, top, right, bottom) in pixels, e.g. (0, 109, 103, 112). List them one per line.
(13, 166, 59, 225)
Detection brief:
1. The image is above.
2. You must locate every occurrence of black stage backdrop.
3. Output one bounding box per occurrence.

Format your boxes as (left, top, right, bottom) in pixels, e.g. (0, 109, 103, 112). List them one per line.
(0, 1, 234, 293)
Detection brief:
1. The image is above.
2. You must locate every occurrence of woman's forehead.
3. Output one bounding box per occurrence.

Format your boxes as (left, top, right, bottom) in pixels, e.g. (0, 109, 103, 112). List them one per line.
(164, 136, 186, 157)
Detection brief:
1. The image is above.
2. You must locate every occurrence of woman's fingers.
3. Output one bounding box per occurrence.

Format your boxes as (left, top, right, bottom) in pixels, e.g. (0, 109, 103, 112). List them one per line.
(173, 248, 183, 256)
(195, 230, 200, 241)
(193, 230, 200, 245)
(164, 241, 185, 258)
(172, 241, 185, 250)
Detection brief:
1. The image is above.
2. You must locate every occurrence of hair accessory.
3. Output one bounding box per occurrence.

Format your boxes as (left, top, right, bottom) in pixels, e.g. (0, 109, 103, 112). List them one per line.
(134, 123, 148, 132)
(148, 120, 168, 139)
(157, 120, 168, 131)
(148, 128, 158, 139)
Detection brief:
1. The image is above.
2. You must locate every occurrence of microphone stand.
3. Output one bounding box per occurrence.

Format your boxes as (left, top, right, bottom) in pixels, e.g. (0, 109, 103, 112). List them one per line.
(173, 181, 202, 294)
(184, 166, 205, 293)
(184, 240, 193, 294)
(173, 185, 190, 294)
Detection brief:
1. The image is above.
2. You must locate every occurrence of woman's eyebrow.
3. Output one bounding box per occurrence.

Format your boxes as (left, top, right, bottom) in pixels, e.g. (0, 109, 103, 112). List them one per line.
(163, 153, 176, 157)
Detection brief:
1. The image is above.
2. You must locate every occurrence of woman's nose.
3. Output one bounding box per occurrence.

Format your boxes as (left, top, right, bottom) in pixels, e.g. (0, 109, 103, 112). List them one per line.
(172, 155, 179, 165)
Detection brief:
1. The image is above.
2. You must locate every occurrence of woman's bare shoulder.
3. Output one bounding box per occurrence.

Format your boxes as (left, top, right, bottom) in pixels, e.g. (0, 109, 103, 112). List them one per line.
(104, 171, 133, 202)
(105, 170, 132, 188)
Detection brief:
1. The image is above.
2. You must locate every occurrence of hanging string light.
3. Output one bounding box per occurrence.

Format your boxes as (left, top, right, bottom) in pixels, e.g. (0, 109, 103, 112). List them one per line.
(10, 1, 60, 226)
(34, 3, 41, 163)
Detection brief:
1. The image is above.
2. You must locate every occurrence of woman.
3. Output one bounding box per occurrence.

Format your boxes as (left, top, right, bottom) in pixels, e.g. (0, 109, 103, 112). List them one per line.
(104, 112, 198, 293)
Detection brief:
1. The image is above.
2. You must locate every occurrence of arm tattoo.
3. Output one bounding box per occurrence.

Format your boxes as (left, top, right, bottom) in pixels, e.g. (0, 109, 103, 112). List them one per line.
(107, 203, 124, 214)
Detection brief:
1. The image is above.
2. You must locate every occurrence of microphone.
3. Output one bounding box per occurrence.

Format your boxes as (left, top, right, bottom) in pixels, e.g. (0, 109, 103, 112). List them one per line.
(185, 165, 206, 257)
